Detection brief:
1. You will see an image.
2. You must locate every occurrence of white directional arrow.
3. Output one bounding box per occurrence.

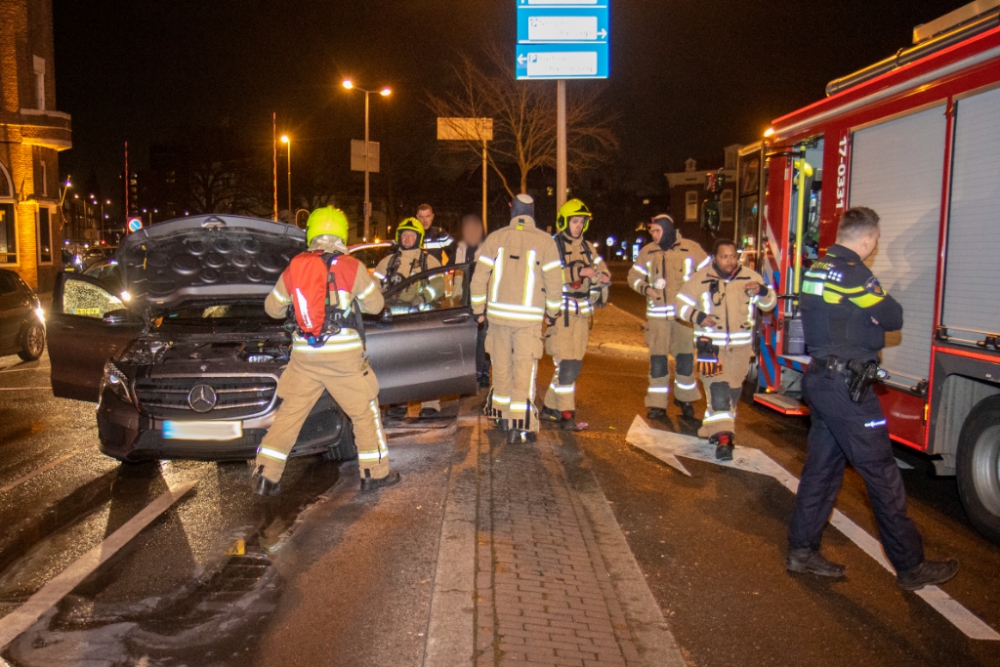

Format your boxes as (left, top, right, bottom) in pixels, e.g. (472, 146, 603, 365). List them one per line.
(625, 415, 1000, 642)
(518, 54, 528, 65)
(597, 28, 608, 39)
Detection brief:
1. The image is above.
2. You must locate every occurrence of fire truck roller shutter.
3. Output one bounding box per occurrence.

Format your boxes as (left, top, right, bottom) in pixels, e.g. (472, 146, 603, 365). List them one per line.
(942, 85, 1000, 344)
(849, 105, 947, 385)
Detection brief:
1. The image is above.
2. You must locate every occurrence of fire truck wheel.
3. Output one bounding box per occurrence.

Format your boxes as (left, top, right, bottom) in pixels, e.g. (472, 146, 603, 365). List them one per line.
(956, 395, 1000, 546)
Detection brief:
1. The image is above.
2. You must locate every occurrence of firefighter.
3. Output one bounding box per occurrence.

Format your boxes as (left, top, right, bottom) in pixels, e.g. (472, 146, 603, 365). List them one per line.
(253, 206, 399, 495)
(676, 238, 776, 460)
(786, 207, 957, 589)
(416, 203, 455, 264)
(374, 217, 445, 418)
(471, 194, 563, 444)
(627, 214, 709, 422)
(541, 199, 611, 430)
(454, 213, 491, 388)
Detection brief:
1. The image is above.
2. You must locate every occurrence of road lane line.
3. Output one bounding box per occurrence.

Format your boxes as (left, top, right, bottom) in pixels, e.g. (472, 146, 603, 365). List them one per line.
(0, 481, 197, 650)
(626, 416, 1000, 642)
(0, 450, 85, 494)
(0, 365, 50, 374)
(0, 387, 51, 391)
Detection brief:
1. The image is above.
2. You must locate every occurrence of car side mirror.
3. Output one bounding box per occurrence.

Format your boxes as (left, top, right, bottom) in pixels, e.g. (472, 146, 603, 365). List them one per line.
(102, 309, 131, 326)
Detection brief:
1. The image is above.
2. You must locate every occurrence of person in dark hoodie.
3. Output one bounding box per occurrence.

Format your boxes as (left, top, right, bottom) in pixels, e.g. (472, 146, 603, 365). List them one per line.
(627, 214, 709, 423)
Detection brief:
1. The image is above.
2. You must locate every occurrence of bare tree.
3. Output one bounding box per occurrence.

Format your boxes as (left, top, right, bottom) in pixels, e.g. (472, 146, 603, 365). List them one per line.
(428, 41, 619, 197)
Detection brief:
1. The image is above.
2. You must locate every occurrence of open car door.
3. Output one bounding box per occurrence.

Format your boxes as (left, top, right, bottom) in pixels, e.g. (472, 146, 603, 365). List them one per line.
(48, 273, 144, 402)
(364, 262, 478, 405)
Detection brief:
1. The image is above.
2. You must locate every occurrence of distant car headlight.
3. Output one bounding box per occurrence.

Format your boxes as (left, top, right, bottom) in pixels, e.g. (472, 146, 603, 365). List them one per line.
(35, 306, 45, 323)
(100, 361, 133, 405)
(120, 290, 131, 302)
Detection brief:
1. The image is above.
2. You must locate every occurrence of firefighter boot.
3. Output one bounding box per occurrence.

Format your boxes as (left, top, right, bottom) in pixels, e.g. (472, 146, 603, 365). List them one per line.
(646, 407, 668, 423)
(507, 429, 537, 445)
(541, 406, 563, 423)
(496, 419, 510, 432)
(714, 432, 735, 461)
(360, 470, 402, 492)
(897, 559, 959, 591)
(252, 465, 281, 497)
(674, 399, 696, 420)
(786, 548, 847, 578)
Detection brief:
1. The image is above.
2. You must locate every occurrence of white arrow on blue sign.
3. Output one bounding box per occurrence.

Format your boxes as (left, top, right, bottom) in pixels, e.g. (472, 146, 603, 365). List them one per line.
(516, 0, 609, 81)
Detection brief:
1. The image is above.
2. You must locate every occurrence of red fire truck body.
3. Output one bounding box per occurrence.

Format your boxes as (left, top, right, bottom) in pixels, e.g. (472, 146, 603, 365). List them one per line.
(735, 2, 1000, 541)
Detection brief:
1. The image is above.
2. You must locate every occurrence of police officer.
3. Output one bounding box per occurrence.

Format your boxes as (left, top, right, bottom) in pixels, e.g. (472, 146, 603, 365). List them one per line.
(676, 238, 776, 459)
(253, 206, 399, 495)
(628, 214, 709, 422)
(541, 199, 610, 430)
(787, 207, 957, 590)
(471, 194, 563, 444)
(374, 217, 445, 418)
(454, 213, 491, 388)
(416, 203, 455, 264)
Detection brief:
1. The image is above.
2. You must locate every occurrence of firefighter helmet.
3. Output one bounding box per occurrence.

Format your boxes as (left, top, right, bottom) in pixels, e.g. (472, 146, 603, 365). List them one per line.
(395, 217, 425, 248)
(306, 206, 350, 245)
(556, 198, 593, 234)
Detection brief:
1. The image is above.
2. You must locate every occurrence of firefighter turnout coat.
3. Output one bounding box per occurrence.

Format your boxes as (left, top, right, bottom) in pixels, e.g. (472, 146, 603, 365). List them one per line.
(373, 247, 443, 308)
(676, 262, 776, 438)
(627, 237, 710, 408)
(471, 214, 563, 431)
(254, 253, 389, 483)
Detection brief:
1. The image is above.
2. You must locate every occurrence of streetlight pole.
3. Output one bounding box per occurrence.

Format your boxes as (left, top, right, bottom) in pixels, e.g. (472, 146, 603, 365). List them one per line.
(281, 135, 292, 223)
(343, 79, 391, 242)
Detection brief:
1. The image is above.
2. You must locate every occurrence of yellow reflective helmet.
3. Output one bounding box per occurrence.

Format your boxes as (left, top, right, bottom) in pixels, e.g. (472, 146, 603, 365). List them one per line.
(556, 198, 593, 234)
(395, 217, 426, 248)
(306, 206, 350, 245)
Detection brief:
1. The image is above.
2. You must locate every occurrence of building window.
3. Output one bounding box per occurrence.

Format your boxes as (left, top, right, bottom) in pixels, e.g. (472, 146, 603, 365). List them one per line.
(0, 163, 11, 198)
(0, 204, 16, 264)
(685, 190, 699, 222)
(33, 56, 46, 111)
(721, 189, 735, 222)
(38, 208, 53, 264)
(40, 160, 48, 197)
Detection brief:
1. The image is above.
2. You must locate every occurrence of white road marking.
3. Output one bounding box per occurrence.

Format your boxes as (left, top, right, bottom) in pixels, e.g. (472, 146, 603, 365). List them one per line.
(626, 416, 1000, 642)
(895, 457, 915, 470)
(0, 450, 84, 494)
(0, 481, 198, 650)
(0, 364, 50, 374)
(0, 387, 51, 391)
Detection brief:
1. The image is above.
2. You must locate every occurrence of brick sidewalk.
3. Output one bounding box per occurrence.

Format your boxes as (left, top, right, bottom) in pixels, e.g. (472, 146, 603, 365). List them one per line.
(473, 427, 653, 667)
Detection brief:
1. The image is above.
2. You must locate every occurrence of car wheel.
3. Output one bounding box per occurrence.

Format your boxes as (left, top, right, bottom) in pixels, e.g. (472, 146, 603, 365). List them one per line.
(18, 321, 45, 361)
(323, 414, 357, 462)
(957, 396, 1000, 545)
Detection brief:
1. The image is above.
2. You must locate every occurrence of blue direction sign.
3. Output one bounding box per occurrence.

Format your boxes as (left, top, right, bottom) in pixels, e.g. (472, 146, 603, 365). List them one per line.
(516, 0, 610, 80)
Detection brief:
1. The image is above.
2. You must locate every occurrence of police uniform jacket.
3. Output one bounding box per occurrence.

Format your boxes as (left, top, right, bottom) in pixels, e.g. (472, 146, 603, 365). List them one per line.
(423, 226, 455, 264)
(628, 237, 709, 321)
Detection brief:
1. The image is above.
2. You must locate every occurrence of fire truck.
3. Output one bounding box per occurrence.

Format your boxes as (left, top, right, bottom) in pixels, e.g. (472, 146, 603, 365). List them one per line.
(735, 0, 1000, 543)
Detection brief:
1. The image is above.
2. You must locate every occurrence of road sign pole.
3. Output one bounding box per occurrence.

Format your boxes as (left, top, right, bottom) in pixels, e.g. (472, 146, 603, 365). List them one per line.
(557, 79, 567, 209)
(483, 138, 489, 232)
(364, 92, 371, 241)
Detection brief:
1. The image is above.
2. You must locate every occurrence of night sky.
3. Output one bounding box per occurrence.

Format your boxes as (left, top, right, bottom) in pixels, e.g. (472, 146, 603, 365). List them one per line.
(53, 0, 970, 201)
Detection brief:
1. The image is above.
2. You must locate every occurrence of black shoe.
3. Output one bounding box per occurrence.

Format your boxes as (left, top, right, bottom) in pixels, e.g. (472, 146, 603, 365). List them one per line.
(386, 405, 408, 419)
(419, 407, 440, 418)
(477, 372, 491, 388)
(897, 558, 959, 591)
(360, 471, 402, 492)
(786, 548, 847, 578)
(252, 466, 281, 497)
(647, 407, 667, 422)
(560, 411, 579, 431)
(496, 419, 510, 432)
(507, 429, 537, 444)
(714, 432, 734, 461)
(541, 406, 563, 422)
(674, 400, 695, 419)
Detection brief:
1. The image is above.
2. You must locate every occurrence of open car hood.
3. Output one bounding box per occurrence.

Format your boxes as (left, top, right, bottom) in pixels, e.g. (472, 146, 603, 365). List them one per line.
(117, 214, 305, 321)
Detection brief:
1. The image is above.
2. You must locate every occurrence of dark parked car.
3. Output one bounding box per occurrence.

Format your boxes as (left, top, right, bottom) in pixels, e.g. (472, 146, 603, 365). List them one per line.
(48, 214, 478, 463)
(0, 269, 45, 361)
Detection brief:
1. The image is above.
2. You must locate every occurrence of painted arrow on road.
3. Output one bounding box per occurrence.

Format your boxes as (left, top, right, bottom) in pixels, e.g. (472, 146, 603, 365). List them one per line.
(625, 415, 1000, 642)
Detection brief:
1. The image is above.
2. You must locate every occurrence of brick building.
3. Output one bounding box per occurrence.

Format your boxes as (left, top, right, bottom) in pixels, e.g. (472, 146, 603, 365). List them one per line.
(0, 0, 72, 290)
(664, 144, 740, 248)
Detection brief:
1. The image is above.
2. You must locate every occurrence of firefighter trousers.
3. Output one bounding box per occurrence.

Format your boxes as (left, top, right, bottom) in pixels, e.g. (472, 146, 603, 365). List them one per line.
(484, 323, 543, 432)
(645, 318, 700, 408)
(254, 350, 390, 484)
(543, 311, 590, 413)
(697, 345, 752, 439)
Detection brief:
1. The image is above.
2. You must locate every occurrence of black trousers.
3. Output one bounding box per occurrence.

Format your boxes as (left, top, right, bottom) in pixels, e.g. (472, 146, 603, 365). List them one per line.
(476, 325, 489, 375)
(788, 368, 924, 572)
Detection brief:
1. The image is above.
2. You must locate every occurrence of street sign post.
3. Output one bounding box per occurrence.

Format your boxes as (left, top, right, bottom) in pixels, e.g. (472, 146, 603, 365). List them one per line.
(127, 217, 143, 233)
(350, 140, 380, 174)
(437, 118, 494, 231)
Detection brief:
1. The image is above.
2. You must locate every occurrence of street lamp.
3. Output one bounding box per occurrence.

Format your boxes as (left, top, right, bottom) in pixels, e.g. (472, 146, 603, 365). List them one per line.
(281, 135, 292, 223)
(342, 78, 391, 241)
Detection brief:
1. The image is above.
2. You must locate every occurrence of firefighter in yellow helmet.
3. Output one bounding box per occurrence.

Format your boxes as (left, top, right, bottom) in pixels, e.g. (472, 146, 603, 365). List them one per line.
(627, 214, 709, 422)
(374, 217, 445, 419)
(252, 206, 399, 495)
(471, 194, 564, 443)
(541, 199, 610, 430)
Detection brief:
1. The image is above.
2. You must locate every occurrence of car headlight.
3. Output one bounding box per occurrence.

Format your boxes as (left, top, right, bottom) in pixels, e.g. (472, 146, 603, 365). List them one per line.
(35, 306, 45, 323)
(100, 361, 133, 405)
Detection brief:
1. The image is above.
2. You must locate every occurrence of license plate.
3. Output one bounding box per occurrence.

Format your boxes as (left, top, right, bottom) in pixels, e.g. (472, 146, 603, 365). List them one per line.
(162, 421, 243, 441)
